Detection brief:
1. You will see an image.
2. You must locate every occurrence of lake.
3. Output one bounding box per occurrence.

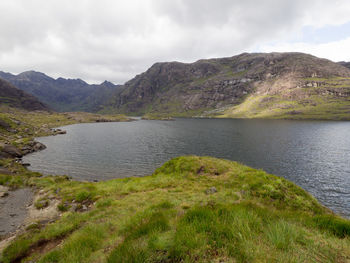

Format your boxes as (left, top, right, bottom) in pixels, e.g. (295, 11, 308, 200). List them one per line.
(23, 118, 350, 217)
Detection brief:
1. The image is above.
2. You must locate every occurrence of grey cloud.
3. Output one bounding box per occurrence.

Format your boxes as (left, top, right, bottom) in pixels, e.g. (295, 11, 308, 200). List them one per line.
(0, 0, 349, 84)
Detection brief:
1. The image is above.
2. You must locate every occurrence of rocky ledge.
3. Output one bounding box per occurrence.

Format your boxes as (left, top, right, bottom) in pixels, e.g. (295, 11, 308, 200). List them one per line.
(0, 141, 46, 159)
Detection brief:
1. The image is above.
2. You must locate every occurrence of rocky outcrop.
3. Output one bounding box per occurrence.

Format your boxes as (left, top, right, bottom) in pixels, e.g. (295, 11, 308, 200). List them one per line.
(20, 141, 46, 155)
(0, 144, 22, 158)
(51, 128, 67, 135)
(0, 141, 46, 158)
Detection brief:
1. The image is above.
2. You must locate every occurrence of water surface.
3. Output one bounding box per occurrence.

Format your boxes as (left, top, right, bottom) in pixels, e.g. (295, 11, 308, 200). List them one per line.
(24, 118, 350, 217)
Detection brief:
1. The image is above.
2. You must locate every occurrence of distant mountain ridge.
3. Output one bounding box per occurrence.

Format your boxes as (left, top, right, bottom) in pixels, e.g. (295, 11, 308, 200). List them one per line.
(338, 61, 350, 69)
(0, 78, 49, 111)
(0, 71, 121, 112)
(2, 52, 350, 120)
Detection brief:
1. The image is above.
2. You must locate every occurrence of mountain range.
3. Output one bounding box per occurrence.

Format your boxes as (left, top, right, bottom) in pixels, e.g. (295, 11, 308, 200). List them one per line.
(102, 52, 350, 119)
(0, 78, 49, 111)
(0, 71, 121, 112)
(338, 61, 350, 69)
(1, 52, 350, 120)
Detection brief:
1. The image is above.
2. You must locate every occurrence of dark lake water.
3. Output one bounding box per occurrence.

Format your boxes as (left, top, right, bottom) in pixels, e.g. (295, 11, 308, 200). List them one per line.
(23, 118, 350, 217)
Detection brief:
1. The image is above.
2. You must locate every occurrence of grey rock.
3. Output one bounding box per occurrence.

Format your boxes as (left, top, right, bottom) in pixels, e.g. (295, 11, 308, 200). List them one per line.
(70, 203, 78, 212)
(1, 144, 22, 158)
(0, 185, 9, 198)
(0, 119, 11, 131)
(33, 142, 46, 151)
(205, 187, 217, 195)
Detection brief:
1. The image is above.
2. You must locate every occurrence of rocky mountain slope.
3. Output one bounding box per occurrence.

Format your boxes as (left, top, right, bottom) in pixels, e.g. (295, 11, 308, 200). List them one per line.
(0, 71, 121, 112)
(103, 52, 350, 119)
(0, 78, 49, 111)
(338, 61, 350, 69)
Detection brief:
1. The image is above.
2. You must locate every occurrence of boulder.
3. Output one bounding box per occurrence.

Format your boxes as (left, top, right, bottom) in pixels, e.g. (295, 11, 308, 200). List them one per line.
(0, 144, 22, 158)
(0, 185, 9, 198)
(33, 142, 46, 151)
(52, 128, 67, 135)
(0, 119, 11, 131)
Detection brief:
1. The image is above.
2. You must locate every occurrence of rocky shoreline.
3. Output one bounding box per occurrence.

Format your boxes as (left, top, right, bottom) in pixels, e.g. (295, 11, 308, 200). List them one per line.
(0, 112, 134, 255)
(0, 128, 67, 159)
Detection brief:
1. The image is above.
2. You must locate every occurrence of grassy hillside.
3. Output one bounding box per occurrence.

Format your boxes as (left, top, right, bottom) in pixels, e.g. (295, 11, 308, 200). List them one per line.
(1, 156, 349, 262)
(219, 77, 350, 120)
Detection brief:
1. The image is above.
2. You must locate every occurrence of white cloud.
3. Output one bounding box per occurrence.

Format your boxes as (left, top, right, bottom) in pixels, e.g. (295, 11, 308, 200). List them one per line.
(259, 37, 350, 62)
(0, 0, 349, 83)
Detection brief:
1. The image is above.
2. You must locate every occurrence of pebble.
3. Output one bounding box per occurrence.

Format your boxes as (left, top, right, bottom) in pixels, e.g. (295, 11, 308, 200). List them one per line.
(205, 187, 218, 195)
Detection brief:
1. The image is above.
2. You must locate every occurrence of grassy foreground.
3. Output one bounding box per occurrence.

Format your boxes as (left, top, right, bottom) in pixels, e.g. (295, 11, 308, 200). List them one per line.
(1, 156, 350, 262)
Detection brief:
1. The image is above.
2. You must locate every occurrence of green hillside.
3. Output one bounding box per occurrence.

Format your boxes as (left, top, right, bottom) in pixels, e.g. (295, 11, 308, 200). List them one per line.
(1, 156, 349, 262)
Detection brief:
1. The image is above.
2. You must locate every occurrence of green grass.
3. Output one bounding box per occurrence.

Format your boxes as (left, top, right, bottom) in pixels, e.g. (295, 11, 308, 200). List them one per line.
(34, 197, 50, 209)
(219, 76, 350, 120)
(1, 156, 350, 262)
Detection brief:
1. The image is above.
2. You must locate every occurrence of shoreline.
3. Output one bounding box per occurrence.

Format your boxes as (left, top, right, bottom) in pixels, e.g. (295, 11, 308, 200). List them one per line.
(20, 118, 350, 219)
(0, 111, 136, 252)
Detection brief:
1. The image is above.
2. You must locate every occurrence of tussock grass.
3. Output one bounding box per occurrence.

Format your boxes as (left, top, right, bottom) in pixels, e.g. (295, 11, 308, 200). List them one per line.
(1, 156, 350, 262)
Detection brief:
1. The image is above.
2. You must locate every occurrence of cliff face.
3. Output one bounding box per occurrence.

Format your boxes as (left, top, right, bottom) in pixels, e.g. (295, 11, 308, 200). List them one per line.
(0, 78, 50, 111)
(103, 52, 350, 118)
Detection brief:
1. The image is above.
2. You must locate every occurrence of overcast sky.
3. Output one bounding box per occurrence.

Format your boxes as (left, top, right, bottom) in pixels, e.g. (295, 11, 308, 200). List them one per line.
(1, 0, 350, 84)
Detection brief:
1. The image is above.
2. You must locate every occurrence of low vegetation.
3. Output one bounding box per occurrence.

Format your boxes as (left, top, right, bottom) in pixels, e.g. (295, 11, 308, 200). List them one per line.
(219, 77, 350, 120)
(1, 156, 350, 262)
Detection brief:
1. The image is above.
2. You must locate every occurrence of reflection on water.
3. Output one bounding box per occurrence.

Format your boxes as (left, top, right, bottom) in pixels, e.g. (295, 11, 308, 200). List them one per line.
(23, 118, 350, 217)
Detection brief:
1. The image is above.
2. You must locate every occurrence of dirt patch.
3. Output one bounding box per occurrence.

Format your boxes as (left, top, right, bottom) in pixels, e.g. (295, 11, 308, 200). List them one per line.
(0, 188, 33, 253)
(25, 193, 60, 224)
(0, 188, 33, 238)
(0, 189, 61, 254)
(24, 236, 64, 262)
